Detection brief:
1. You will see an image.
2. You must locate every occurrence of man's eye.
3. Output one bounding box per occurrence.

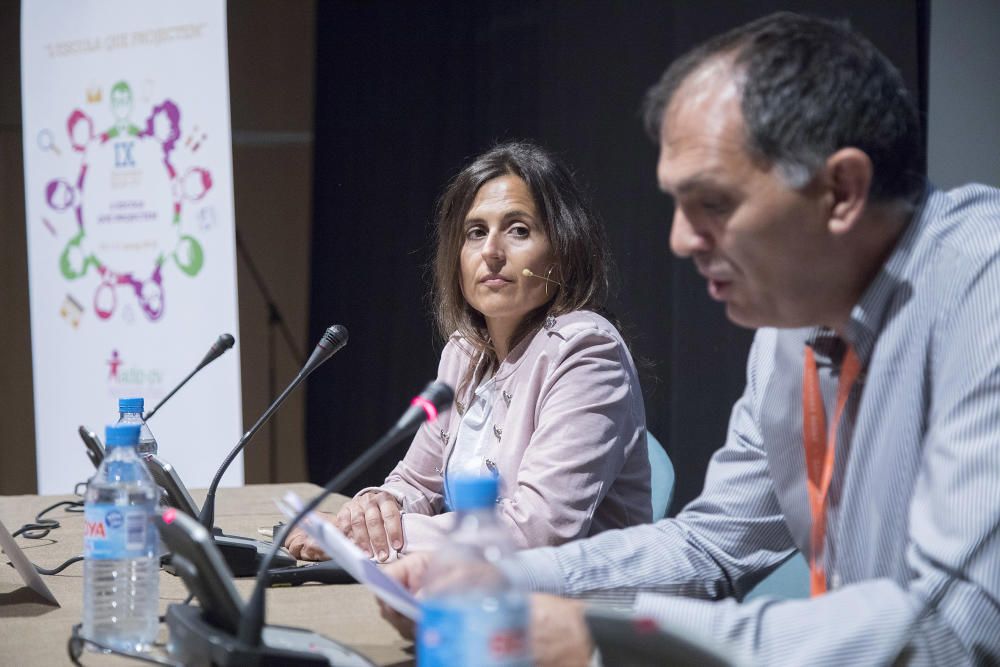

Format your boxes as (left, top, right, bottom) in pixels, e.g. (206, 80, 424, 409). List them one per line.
(701, 200, 731, 215)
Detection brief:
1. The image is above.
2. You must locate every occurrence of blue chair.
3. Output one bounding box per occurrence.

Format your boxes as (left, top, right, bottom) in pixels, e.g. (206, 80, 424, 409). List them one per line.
(647, 433, 675, 521)
(744, 552, 810, 601)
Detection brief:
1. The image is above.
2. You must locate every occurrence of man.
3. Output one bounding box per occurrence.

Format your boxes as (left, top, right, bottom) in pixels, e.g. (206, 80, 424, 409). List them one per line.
(382, 12, 1000, 665)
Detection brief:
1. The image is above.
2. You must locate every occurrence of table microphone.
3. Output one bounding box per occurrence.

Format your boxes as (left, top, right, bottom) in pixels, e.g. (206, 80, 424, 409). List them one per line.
(238, 381, 454, 648)
(144, 333, 236, 421)
(194, 325, 348, 576)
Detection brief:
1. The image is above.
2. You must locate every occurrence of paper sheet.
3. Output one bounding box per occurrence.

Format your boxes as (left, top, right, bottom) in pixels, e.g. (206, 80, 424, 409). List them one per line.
(0, 517, 60, 606)
(277, 492, 421, 621)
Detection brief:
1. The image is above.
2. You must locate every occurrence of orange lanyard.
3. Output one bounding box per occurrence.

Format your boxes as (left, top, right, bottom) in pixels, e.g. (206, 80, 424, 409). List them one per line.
(802, 344, 860, 596)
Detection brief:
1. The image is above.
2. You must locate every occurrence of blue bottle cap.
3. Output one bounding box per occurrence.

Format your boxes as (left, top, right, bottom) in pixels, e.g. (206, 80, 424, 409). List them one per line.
(450, 476, 498, 511)
(118, 397, 144, 413)
(105, 423, 141, 447)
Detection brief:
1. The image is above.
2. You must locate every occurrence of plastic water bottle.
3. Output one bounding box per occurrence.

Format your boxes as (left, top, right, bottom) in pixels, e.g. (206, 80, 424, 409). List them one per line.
(417, 476, 531, 666)
(83, 423, 161, 653)
(116, 397, 157, 457)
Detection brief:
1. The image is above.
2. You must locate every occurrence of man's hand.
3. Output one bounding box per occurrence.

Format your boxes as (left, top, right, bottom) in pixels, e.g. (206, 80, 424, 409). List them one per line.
(336, 491, 404, 562)
(531, 594, 593, 667)
(377, 551, 432, 639)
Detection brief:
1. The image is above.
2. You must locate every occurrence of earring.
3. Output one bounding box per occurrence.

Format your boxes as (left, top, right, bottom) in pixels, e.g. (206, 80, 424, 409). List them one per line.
(545, 265, 559, 297)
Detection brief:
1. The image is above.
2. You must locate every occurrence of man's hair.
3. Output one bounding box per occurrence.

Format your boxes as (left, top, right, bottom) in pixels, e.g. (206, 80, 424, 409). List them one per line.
(432, 141, 613, 377)
(642, 12, 924, 204)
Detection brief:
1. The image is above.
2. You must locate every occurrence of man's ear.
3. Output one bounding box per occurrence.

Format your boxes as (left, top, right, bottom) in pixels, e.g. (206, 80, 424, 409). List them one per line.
(825, 148, 873, 236)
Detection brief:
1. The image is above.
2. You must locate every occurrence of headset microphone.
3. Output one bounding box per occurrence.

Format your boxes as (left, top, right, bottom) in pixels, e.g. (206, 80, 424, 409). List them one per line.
(521, 267, 562, 286)
(522, 267, 563, 297)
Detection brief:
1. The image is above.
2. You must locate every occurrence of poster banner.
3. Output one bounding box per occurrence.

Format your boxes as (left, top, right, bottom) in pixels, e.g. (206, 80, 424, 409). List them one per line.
(21, 1, 243, 494)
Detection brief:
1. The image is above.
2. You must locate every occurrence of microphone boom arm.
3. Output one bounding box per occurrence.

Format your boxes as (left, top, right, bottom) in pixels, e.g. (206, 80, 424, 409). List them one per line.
(145, 333, 236, 421)
(238, 381, 453, 646)
(198, 369, 308, 530)
(198, 325, 348, 531)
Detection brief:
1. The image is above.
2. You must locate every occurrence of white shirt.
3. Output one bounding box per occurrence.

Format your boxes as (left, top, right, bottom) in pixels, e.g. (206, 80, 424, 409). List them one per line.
(445, 373, 498, 506)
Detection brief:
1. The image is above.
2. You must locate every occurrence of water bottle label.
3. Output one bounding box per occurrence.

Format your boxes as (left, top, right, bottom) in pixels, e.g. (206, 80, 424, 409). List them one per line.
(84, 503, 155, 560)
(418, 597, 530, 666)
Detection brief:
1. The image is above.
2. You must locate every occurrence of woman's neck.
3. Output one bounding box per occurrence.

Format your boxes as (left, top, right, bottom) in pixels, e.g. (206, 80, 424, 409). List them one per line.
(485, 317, 516, 361)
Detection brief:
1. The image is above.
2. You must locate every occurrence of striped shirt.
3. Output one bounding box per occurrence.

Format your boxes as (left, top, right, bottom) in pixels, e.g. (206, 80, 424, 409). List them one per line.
(507, 184, 1000, 665)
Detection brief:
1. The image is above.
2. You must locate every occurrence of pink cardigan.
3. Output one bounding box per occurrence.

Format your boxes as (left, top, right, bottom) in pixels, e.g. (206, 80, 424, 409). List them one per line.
(364, 310, 651, 552)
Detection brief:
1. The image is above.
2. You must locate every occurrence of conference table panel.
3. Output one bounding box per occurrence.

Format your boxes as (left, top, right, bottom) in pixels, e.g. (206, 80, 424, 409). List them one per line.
(0, 483, 414, 666)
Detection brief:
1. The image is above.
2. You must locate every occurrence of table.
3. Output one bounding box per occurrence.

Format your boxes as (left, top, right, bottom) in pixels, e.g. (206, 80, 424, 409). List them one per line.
(0, 483, 415, 665)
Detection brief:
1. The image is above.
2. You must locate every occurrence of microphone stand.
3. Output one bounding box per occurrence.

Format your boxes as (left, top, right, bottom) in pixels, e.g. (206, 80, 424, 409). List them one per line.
(235, 230, 305, 483)
(193, 325, 348, 577)
(239, 381, 454, 648)
(160, 382, 452, 666)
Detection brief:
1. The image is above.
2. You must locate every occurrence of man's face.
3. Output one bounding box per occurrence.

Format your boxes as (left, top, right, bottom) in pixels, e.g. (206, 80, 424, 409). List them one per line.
(657, 63, 834, 330)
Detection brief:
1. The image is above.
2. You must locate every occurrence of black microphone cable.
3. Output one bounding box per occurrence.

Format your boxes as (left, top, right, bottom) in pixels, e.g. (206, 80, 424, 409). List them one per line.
(6, 491, 87, 575)
(12, 498, 84, 540)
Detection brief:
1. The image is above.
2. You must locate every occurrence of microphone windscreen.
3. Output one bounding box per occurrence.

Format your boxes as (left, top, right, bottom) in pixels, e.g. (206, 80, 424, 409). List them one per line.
(322, 325, 349, 353)
(419, 381, 454, 414)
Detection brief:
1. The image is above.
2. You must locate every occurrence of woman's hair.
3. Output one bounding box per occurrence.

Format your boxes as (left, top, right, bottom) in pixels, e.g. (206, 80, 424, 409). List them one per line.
(432, 141, 613, 383)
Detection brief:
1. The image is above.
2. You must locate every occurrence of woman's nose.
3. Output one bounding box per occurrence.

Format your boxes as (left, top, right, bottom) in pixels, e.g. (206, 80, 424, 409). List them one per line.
(482, 230, 505, 262)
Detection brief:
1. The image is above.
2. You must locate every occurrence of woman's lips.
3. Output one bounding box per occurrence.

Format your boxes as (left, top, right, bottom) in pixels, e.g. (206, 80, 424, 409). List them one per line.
(480, 275, 513, 287)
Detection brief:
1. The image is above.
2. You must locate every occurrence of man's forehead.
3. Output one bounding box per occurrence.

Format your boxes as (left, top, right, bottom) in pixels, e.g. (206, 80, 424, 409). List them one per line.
(657, 66, 752, 191)
(661, 63, 743, 144)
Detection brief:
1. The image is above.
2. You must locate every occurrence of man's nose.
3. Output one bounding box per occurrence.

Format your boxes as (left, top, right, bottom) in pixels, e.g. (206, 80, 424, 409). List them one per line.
(669, 207, 713, 258)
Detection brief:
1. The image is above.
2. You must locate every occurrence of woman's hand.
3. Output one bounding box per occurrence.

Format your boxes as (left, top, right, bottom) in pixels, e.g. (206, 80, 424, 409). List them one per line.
(336, 491, 404, 562)
(283, 518, 332, 561)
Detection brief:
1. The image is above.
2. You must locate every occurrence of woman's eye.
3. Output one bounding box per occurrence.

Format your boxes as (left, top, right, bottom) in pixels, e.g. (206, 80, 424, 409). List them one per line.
(509, 225, 530, 238)
(466, 227, 486, 240)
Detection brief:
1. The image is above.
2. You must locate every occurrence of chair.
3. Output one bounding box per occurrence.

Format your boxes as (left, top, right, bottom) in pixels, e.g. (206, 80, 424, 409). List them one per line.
(744, 552, 810, 601)
(647, 433, 675, 521)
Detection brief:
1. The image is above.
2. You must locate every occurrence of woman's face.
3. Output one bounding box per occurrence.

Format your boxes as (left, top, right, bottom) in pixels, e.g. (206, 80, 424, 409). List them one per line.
(460, 174, 555, 336)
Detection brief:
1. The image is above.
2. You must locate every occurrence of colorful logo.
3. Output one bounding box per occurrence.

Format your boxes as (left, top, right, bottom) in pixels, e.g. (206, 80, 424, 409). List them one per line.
(41, 79, 212, 322)
(107, 348, 164, 392)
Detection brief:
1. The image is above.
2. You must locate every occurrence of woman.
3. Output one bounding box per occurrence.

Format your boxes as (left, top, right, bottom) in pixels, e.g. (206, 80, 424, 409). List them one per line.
(287, 142, 650, 561)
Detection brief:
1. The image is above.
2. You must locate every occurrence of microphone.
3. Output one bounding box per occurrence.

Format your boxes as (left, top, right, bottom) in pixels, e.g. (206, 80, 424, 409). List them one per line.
(238, 381, 454, 647)
(199, 325, 348, 532)
(190, 326, 347, 577)
(144, 333, 236, 421)
(522, 267, 562, 286)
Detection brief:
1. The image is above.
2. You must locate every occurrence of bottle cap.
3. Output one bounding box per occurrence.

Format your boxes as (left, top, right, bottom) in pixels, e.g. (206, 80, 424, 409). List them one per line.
(105, 423, 141, 447)
(118, 397, 144, 413)
(450, 476, 498, 510)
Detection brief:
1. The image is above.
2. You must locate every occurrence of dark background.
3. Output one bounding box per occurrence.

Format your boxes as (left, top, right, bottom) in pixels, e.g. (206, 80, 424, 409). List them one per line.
(307, 0, 929, 513)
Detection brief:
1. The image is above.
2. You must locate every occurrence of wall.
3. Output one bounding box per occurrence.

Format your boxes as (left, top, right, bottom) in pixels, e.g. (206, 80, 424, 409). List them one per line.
(304, 1, 928, 512)
(0, 1, 316, 494)
(927, 0, 1000, 187)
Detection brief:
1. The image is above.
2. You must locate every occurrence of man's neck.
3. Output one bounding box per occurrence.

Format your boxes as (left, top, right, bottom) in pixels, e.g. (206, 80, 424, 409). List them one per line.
(825, 202, 914, 339)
